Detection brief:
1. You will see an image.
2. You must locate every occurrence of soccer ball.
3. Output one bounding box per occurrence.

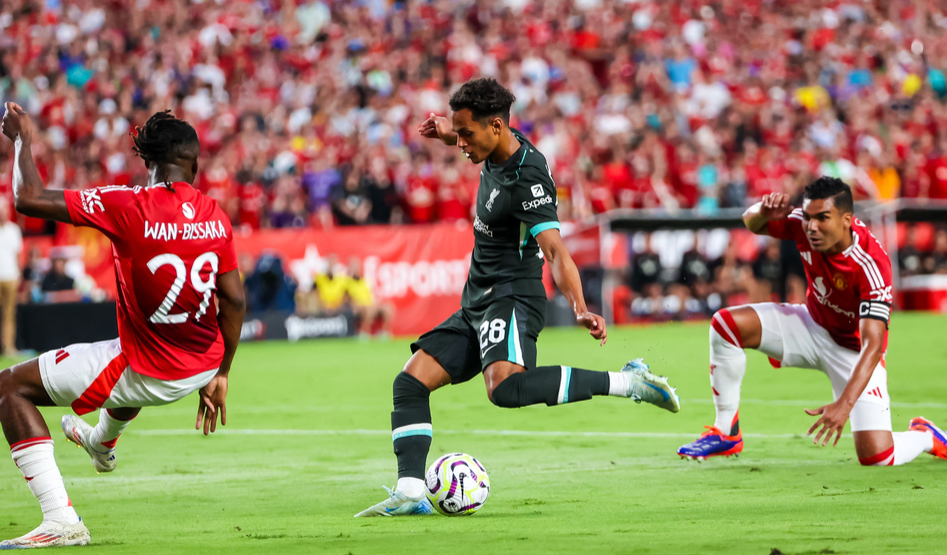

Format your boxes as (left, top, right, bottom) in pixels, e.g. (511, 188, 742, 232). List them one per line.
(425, 453, 490, 516)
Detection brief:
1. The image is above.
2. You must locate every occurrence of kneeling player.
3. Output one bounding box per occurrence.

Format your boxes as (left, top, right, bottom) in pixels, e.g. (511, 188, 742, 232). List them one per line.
(0, 105, 245, 547)
(356, 78, 680, 518)
(677, 178, 946, 465)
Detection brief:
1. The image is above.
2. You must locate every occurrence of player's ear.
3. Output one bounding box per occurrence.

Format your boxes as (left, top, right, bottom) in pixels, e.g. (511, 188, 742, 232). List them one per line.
(841, 211, 852, 228)
(492, 117, 502, 136)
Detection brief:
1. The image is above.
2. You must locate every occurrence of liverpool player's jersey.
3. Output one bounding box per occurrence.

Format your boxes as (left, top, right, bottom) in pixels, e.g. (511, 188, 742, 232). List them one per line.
(767, 209, 893, 352)
(64, 183, 238, 380)
(462, 128, 560, 309)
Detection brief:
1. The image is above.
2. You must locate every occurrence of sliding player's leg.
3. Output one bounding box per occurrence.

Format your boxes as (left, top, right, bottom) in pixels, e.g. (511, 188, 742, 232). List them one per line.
(0, 357, 89, 548)
(480, 296, 679, 412)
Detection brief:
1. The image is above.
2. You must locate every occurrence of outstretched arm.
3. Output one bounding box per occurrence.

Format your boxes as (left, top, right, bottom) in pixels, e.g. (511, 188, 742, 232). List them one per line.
(1, 102, 71, 223)
(535, 228, 607, 345)
(805, 317, 886, 446)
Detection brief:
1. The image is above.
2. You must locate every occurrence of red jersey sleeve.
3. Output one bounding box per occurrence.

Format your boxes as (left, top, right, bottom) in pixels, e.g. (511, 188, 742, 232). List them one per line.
(218, 217, 238, 274)
(64, 186, 139, 238)
(764, 209, 805, 241)
(850, 222, 894, 326)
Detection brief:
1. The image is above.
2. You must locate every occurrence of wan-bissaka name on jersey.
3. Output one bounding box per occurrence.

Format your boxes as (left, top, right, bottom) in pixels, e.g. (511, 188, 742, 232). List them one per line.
(462, 129, 560, 309)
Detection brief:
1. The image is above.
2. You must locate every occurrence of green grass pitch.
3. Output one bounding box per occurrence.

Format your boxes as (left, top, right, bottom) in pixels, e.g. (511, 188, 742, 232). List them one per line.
(1, 312, 946, 554)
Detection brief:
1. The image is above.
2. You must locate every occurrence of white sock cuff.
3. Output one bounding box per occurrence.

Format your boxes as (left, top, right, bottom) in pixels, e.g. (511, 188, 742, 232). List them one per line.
(607, 372, 629, 397)
(11, 438, 54, 459)
(396, 477, 425, 499)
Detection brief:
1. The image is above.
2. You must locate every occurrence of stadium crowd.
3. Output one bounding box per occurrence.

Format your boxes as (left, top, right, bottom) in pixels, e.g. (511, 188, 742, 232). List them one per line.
(3, 0, 947, 327)
(3, 0, 947, 234)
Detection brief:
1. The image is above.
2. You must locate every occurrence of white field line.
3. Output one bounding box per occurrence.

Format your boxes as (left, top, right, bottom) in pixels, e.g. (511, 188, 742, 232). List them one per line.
(150, 398, 947, 417)
(132, 428, 808, 439)
(683, 398, 947, 409)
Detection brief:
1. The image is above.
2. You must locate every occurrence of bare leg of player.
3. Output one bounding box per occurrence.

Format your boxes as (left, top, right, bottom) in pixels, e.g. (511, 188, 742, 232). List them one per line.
(0, 359, 90, 547)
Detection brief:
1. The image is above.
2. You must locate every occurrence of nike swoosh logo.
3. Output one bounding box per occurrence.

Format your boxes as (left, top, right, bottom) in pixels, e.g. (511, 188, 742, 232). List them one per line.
(480, 344, 498, 357)
(644, 382, 670, 402)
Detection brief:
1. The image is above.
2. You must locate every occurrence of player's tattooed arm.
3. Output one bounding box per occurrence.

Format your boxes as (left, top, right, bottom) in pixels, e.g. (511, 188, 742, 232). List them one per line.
(1, 102, 71, 223)
(805, 318, 885, 447)
(743, 192, 793, 235)
(535, 228, 607, 346)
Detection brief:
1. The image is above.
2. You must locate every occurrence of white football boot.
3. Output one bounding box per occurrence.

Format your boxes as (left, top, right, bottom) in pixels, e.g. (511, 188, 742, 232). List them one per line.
(354, 486, 434, 517)
(621, 358, 681, 413)
(0, 519, 90, 549)
(61, 415, 116, 473)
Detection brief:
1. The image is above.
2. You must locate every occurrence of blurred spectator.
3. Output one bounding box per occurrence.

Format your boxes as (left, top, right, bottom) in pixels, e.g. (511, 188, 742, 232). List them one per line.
(41, 253, 74, 293)
(925, 229, 947, 274)
(332, 171, 372, 226)
(629, 233, 662, 294)
(752, 239, 784, 303)
(312, 255, 349, 312)
(899, 226, 925, 278)
(19, 247, 42, 303)
(346, 258, 394, 338)
(0, 200, 21, 355)
(245, 253, 297, 312)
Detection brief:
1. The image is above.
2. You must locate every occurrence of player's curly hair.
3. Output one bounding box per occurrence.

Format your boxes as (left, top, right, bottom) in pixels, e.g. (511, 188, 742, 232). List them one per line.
(805, 176, 853, 214)
(131, 110, 199, 192)
(449, 78, 516, 124)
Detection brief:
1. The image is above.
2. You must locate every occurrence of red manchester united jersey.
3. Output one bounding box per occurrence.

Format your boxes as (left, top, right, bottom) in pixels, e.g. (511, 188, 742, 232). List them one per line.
(767, 209, 893, 352)
(65, 183, 238, 380)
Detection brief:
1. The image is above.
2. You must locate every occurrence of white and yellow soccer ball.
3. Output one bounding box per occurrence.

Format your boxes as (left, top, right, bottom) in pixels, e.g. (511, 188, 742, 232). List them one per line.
(425, 453, 490, 516)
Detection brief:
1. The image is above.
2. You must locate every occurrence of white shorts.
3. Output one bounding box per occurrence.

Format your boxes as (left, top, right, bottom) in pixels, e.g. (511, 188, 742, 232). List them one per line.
(39, 338, 218, 415)
(750, 303, 891, 432)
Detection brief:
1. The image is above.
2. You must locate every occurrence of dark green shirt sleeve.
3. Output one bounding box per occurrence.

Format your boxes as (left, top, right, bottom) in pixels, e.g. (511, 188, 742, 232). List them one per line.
(511, 164, 560, 237)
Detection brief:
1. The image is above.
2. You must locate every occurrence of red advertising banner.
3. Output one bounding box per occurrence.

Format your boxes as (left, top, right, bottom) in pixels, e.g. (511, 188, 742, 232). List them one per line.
(233, 223, 474, 336)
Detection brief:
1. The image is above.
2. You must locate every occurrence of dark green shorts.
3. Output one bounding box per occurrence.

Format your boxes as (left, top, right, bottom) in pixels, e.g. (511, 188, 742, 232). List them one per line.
(410, 296, 546, 385)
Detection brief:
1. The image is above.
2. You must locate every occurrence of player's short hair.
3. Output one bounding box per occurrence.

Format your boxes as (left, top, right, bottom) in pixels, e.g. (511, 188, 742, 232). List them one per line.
(804, 176, 853, 215)
(131, 111, 199, 190)
(449, 78, 516, 125)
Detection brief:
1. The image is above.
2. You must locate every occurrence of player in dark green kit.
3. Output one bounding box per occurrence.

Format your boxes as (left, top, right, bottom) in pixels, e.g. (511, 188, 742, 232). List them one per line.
(356, 78, 681, 517)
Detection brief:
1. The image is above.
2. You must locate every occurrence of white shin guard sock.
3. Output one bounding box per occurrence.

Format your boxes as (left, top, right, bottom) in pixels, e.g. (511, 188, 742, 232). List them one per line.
(11, 439, 80, 525)
(709, 321, 747, 433)
(90, 408, 135, 450)
(892, 431, 934, 466)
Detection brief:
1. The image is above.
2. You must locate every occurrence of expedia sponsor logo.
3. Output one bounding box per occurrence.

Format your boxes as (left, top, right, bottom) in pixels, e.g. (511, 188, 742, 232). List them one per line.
(522, 196, 553, 211)
(474, 216, 493, 237)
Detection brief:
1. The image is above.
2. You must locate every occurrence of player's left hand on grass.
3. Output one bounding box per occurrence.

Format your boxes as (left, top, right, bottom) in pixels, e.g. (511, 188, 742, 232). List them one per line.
(805, 400, 851, 447)
(576, 312, 607, 346)
(196, 374, 228, 436)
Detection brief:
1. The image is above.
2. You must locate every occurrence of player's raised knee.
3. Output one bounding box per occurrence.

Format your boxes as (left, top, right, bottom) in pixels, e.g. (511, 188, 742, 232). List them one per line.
(710, 308, 744, 348)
